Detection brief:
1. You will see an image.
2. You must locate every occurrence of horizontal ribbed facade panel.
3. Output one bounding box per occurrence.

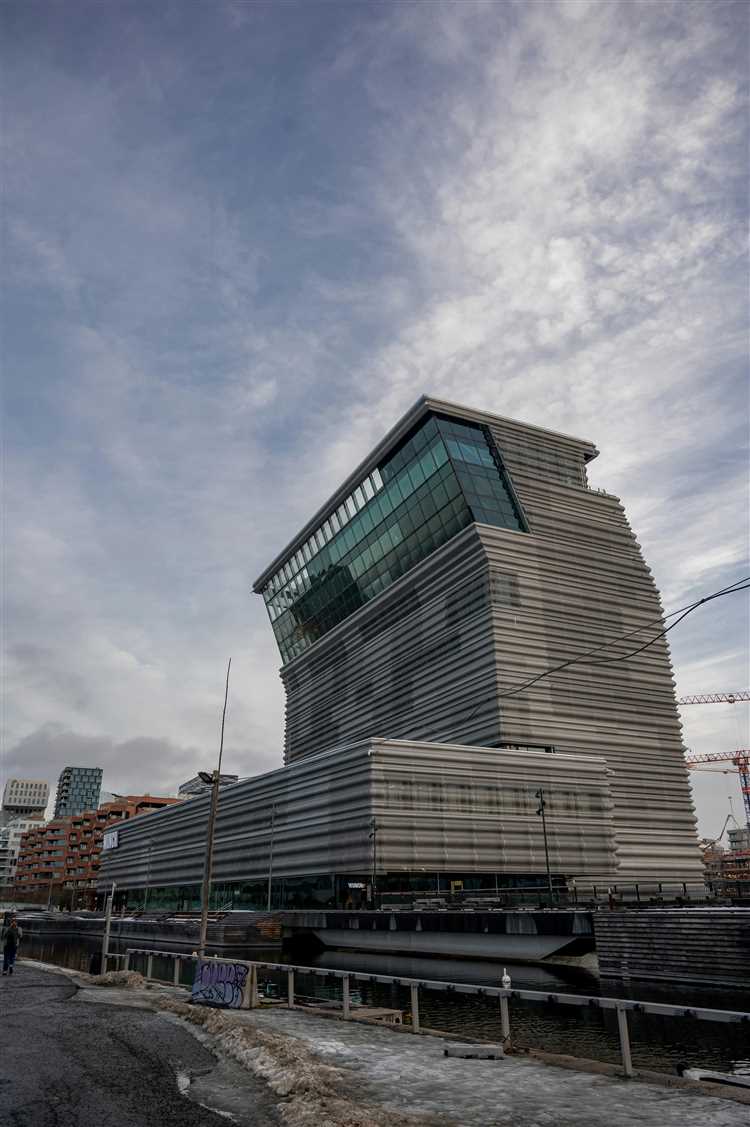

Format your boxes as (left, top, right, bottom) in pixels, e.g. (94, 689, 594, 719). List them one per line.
(268, 400, 702, 884)
(98, 740, 617, 891)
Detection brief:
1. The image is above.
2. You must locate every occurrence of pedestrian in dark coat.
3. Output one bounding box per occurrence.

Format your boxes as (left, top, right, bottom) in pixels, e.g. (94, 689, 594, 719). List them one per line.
(2, 915, 22, 975)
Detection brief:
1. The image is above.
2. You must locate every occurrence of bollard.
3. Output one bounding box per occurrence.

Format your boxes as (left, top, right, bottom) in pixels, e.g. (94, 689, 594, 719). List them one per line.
(410, 984, 420, 1034)
(173, 957, 181, 986)
(342, 975, 351, 1020)
(146, 954, 154, 981)
(123, 951, 131, 972)
(500, 995, 511, 1044)
(287, 969, 295, 1008)
(616, 1006, 633, 1077)
(249, 964, 259, 1009)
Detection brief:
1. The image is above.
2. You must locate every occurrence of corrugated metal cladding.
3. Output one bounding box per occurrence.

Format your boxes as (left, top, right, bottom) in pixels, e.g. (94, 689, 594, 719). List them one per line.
(98, 741, 617, 892)
(268, 398, 703, 884)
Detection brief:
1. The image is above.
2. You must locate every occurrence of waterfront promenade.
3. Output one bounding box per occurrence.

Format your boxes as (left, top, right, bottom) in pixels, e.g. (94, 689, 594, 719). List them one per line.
(2, 961, 747, 1126)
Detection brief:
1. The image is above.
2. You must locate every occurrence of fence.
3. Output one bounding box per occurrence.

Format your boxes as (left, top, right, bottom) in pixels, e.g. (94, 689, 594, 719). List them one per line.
(123, 948, 749, 1078)
(380, 879, 714, 910)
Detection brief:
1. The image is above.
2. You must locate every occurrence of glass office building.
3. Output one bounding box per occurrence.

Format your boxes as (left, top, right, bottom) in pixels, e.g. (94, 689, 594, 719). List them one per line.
(261, 413, 526, 663)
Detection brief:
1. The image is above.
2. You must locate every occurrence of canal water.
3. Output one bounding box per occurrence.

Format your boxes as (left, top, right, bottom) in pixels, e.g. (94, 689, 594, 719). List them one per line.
(19, 925, 750, 1078)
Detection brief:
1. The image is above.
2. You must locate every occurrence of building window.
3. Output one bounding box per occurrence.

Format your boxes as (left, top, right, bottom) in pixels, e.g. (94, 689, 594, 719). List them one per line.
(261, 412, 527, 661)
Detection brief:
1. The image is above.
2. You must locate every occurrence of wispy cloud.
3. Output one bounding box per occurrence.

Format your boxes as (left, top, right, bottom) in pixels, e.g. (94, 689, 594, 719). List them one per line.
(1, 0, 747, 832)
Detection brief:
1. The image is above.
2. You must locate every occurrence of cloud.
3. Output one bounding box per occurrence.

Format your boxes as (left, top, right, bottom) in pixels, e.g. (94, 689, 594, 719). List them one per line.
(1, 0, 747, 839)
(2, 724, 223, 800)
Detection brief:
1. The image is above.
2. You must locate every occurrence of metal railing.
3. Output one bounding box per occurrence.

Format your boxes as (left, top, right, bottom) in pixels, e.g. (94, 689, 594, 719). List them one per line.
(379, 879, 714, 910)
(124, 947, 750, 1078)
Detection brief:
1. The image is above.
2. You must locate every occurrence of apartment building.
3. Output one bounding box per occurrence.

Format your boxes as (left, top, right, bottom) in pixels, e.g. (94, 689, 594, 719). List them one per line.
(15, 794, 177, 904)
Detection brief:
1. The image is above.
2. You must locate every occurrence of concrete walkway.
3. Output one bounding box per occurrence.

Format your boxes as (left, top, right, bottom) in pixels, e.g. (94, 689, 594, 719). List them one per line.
(0, 963, 277, 1126)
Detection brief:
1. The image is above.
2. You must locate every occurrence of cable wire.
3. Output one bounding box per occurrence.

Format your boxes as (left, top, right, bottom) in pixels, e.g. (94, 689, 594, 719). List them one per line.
(454, 576, 750, 725)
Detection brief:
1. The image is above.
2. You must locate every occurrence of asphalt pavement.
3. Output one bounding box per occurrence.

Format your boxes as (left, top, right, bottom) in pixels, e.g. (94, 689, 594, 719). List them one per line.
(0, 963, 278, 1126)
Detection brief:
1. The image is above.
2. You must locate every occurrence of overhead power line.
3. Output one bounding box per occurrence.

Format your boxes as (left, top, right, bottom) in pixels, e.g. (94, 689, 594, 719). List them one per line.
(495, 576, 749, 702)
(452, 576, 750, 728)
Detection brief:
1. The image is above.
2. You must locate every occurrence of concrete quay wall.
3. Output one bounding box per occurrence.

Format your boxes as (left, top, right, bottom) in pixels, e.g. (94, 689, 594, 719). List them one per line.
(13, 911, 283, 974)
(594, 908, 750, 988)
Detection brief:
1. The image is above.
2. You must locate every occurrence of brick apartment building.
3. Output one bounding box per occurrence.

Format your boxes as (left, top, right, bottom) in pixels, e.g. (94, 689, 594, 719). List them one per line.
(14, 794, 177, 906)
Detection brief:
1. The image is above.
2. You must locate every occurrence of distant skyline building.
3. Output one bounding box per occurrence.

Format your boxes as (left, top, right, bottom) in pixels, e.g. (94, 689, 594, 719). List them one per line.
(253, 396, 702, 885)
(54, 766, 103, 819)
(0, 813, 45, 888)
(1, 778, 49, 825)
(728, 826, 750, 852)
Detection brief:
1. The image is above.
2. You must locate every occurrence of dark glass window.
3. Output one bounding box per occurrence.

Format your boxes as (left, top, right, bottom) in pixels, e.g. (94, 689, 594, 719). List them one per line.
(262, 412, 526, 662)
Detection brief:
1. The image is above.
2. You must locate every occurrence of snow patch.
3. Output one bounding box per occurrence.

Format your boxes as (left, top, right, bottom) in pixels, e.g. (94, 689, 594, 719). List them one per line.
(86, 969, 146, 988)
(155, 997, 448, 1127)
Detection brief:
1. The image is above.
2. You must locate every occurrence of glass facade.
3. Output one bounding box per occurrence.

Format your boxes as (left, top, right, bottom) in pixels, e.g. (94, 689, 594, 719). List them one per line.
(117, 870, 563, 913)
(54, 767, 103, 819)
(262, 412, 527, 662)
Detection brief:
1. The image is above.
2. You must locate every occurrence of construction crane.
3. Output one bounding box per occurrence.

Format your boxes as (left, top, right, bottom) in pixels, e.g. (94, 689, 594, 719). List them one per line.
(677, 691, 749, 705)
(701, 810, 738, 848)
(685, 750, 750, 827)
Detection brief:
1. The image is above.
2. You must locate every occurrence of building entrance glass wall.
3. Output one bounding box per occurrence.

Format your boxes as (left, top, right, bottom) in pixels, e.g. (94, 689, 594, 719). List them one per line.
(115, 870, 565, 913)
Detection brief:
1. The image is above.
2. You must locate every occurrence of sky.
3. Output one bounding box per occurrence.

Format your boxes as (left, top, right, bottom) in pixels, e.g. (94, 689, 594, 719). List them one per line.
(1, 0, 748, 841)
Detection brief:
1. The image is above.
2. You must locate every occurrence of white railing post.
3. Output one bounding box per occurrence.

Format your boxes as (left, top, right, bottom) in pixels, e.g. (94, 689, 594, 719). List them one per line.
(173, 957, 181, 986)
(287, 969, 295, 1008)
(616, 1006, 633, 1077)
(249, 964, 259, 1009)
(146, 954, 154, 981)
(123, 951, 131, 972)
(410, 984, 420, 1033)
(342, 975, 351, 1019)
(500, 995, 511, 1044)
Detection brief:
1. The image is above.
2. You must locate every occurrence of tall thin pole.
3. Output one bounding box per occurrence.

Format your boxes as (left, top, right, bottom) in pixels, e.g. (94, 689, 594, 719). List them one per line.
(198, 658, 231, 957)
(101, 881, 115, 975)
(369, 816, 378, 909)
(266, 804, 276, 912)
(535, 788, 554, 903)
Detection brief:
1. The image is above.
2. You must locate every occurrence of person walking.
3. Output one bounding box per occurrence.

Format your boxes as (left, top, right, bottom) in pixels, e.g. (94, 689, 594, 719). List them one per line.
(2, 914, 22, 975)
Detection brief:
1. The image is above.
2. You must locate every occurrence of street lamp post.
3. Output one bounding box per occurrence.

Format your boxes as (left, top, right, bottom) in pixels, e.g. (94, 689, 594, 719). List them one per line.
(266, 804, 276, 912)
(198, 658, 232, 958)
(535, 787, 554, 904)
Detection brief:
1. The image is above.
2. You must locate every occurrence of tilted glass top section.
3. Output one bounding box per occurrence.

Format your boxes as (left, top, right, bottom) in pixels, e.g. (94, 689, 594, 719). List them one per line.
(261, 412, 526, 663)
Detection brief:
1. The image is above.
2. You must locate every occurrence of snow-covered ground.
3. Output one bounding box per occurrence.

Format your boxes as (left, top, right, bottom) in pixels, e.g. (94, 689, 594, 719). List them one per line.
(232, 1007, 748, 1127)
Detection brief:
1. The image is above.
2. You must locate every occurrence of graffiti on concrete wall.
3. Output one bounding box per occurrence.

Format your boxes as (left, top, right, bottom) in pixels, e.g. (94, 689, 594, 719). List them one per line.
(191, 959, 249, 1008)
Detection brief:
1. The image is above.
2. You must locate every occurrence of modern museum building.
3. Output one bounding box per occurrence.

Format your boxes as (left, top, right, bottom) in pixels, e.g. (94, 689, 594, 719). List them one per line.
(99, 396, 702, 909)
